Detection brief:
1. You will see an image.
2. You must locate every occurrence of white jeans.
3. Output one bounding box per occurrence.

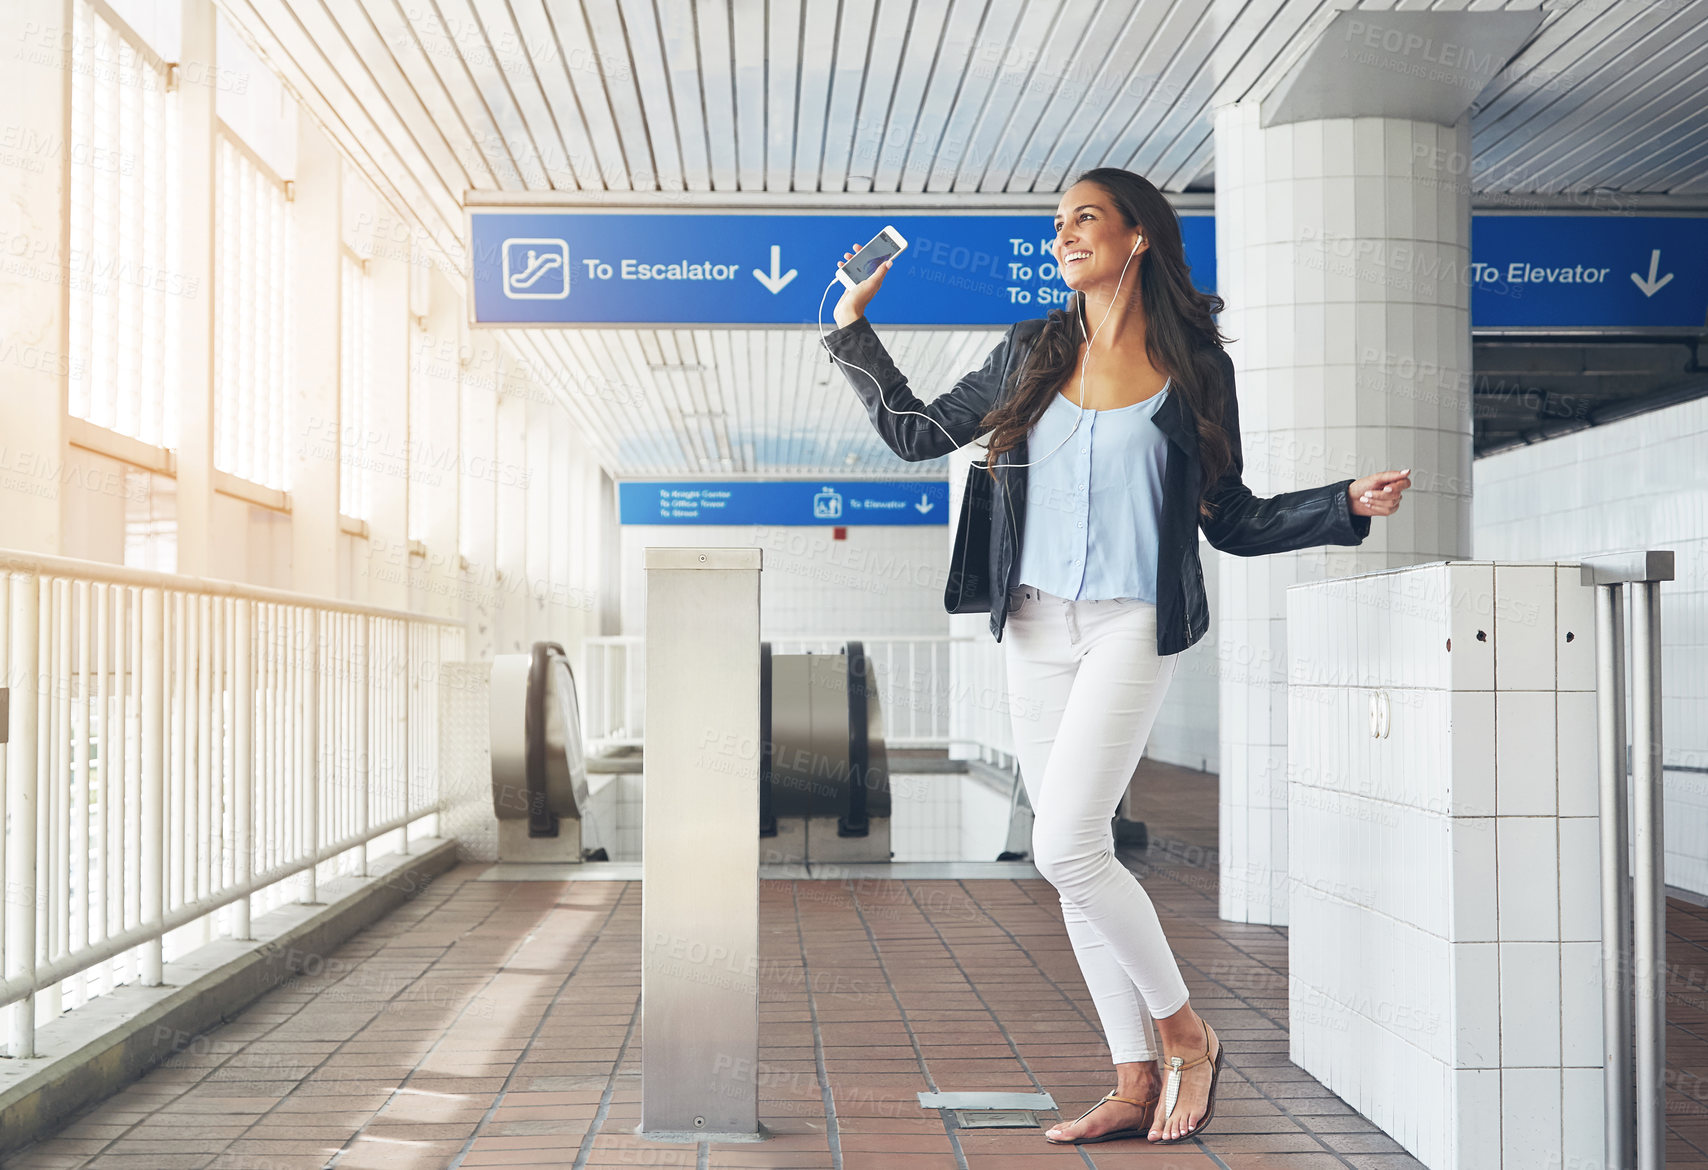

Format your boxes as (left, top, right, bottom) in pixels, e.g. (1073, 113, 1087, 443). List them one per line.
(1002, 583, 1191, 1064)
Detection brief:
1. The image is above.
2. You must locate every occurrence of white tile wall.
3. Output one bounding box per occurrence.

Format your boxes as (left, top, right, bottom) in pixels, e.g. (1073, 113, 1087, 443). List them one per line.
(1474, 393, 1708, 895)
(1288, 560, 1603, 1170)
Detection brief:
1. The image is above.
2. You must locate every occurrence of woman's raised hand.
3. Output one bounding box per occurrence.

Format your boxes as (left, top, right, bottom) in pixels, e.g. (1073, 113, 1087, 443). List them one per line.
(832, 241, 893, 329)
(1349, 469, 1412, 517)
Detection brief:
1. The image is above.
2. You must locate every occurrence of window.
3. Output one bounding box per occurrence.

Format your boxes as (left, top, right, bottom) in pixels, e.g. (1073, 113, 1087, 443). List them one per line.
(67, 0, 179, 449)
(339, 251, 374, 520)
(123, 468, 176, 571)
(213, 136, 292, 491)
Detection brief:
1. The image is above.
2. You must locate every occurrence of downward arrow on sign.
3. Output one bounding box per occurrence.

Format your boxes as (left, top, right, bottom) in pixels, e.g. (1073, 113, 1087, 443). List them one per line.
(752, 245, 797, 294)
(1630, 249, 1674, 297)
(914, 493, 934, 514)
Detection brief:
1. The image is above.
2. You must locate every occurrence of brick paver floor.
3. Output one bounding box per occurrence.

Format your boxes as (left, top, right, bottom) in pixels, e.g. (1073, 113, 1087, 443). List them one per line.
(6, 758, 1705, 1169)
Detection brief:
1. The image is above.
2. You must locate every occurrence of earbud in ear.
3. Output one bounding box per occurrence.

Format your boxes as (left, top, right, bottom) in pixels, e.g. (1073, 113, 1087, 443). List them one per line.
(1130, 235, 1142, 254)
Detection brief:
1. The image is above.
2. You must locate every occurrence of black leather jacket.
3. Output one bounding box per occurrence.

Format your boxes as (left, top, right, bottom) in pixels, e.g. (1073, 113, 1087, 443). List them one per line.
(821, 315, 1370, 655)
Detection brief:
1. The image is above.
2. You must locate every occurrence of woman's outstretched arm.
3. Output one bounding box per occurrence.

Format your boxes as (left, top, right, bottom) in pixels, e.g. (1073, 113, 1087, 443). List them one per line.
(1198, 346, 1377, 556)
(820, 317, 1021, 462)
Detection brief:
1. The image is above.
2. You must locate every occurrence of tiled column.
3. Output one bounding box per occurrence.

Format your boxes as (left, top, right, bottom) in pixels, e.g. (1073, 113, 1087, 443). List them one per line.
(1212, 103, 1475, 924)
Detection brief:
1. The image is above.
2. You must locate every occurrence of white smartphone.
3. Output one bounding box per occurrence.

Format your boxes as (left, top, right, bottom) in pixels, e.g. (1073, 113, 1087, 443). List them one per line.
(836, 226, 908, 289)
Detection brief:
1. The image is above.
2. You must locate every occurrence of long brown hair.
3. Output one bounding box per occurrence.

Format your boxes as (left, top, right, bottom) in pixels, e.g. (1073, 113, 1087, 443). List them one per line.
(982, 168, 1234, 520)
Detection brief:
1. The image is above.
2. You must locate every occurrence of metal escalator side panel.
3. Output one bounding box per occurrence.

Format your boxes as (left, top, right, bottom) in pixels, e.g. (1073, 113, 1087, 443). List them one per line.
(840, 642, 869, 837)
(525, 642, 562, 837)
(862, 670, 891, 820)
(765, 654, 817, 819)
(546, 655, 590, 817)
(759, 642, 775, 837)
(489, 654, 531, 820)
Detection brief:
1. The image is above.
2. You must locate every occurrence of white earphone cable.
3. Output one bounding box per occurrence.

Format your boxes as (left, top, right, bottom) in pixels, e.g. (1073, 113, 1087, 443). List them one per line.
(817, 236, 1144, 471)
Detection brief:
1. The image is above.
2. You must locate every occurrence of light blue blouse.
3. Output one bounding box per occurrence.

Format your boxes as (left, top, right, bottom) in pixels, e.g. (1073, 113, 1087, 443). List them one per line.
(1011, 380, 1171, 603)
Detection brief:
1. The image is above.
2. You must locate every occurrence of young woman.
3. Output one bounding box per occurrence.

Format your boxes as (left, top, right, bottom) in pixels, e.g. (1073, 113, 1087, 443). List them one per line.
(819, 167, 1411, 1146)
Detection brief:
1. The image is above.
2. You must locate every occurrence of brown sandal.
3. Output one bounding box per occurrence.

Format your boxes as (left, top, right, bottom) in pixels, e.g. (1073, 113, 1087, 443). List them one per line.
(1043, 1090, 1160, 1145)
(1150, 1017, 1224, 1144)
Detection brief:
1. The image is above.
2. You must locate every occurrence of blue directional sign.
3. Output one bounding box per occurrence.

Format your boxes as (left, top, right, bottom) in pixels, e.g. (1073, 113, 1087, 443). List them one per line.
(619, 480, 949, 526)
(469, 211, 1215, 327)
(1469, 215, 1708, 329)
(471, 209, 1707, 331)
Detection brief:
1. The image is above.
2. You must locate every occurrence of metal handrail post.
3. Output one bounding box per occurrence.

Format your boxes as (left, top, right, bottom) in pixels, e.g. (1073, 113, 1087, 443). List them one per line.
(5, 575, 39, 1057)
(140, 587, 163, 987)
(1594, 582, 1633, 1170)
(1583, 549, 1674, 1170)
(303, 609, 319, 905)
(234, 600, 253, 939)
(1629, 580, 1665, 1169)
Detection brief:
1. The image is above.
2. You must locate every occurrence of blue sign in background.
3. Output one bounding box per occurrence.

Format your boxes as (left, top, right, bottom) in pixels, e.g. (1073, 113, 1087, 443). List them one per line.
(471, 210, 1707, 331)
(619, 480, 949, 526)
(470, 211, 1215, 327)
(1468, 215, 1707, 328)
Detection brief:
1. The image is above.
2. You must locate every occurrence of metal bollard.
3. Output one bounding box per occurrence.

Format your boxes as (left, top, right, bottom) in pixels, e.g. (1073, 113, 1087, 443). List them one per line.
(640, 547, 762, 1139)
(1582, 549, 1673, 1170)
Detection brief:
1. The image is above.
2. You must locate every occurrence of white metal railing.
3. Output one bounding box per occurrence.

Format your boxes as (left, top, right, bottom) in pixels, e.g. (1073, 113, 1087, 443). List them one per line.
(581, 635, 644, 752)
(0, 552, 461, 1059)
(582, 633, 1007, 753)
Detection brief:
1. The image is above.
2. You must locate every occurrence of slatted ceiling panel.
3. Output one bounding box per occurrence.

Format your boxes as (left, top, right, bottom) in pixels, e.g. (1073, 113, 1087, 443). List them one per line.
(539, 333, 621, 464)
(582, 1, 659, 190)
(792, 0, 839, 191)
(1472, 1, 1708, 194)
(224, 0, 464, 252)
(920, 0, 1031, 194)
(377, 0, 521, 192)
(1525, 50, 1708, 194)
(897, 0, 988, 194)
(869, 0, 952, 191)
(556, 335, 629, 466)
(435, 0, 549, 189)
(653, 0, 713, 191)
(464, 0, 577, 187)
(781, 327, 814, 471)
(731, 2, 766, 189)
(228, 0, 1708, 202)
(693, 0, 739, 189)
(324, 0, 474, 198)
(586, 330, 679, 469)
(1207, 0, 1327, 114)
(395, 0, 532, 194)
(844, 0, 920, 190)
(576, 330, 653, 466)
(521, 0, 628, 191)
(613, 0, 689, 191)
(1002, 2, 1144, 191)
(1174, 137, 1217, 192)
(1105, 5, 1225, 185)
(817, 0, 877, 191)
(956, 0, 1087, 192)
(965, 0, 1074, 190)
(1474, 4, 1676, 178)
(711, 330, 743, 463)
(1040, 0, 1187, 190)
(349, 0, 486, 192)
(1517, 18, 1708, 193)
(765, 0, 802, 192)
(1635, 127, 1708, 193)
(513, 333, 625, 466)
